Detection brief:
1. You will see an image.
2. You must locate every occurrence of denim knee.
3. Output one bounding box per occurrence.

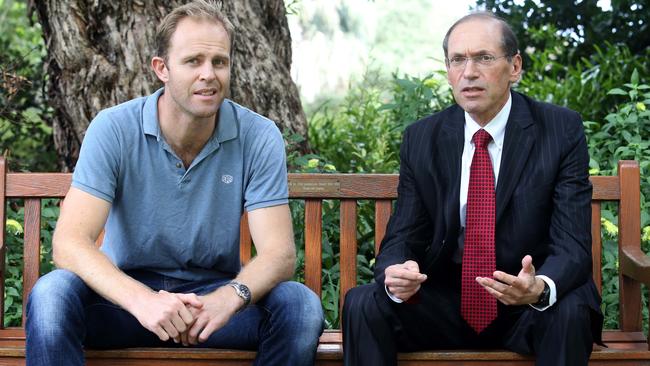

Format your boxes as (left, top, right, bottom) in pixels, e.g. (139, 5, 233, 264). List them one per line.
(263, 281, 324, 347)
(26, 269, 88, 338)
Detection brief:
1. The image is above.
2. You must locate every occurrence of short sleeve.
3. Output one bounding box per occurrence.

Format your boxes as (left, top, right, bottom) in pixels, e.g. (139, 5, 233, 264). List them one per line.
(243, 123, 289, 211)
(71, 111, 121, 203)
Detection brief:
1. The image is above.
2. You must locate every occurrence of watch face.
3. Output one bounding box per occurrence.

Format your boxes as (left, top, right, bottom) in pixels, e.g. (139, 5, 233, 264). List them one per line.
(230, 282, 251, 305)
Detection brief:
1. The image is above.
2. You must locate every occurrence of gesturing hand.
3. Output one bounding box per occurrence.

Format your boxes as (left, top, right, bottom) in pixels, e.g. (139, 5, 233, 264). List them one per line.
(384, 260, 427, 302)
(475, 255, 545, 306)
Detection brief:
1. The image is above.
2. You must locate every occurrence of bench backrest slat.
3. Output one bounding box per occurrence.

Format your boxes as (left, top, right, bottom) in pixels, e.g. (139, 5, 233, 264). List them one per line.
(239, 213, 252, 265)
(618, 161, 642, 332)
(304, 199, 323, 298)
(22, 199, 41, 326)
(339, 200, 358, 309)
(591, 201, 603, 294)
(374, 200, 392, 255)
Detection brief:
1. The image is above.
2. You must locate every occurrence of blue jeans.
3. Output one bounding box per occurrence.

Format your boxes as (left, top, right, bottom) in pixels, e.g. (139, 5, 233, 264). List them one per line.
(26, 269, 324, 366)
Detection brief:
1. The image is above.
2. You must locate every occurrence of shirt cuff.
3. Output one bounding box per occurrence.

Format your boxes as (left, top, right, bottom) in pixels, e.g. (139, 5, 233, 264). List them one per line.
(384, 284, 404, 303)
(529, 275, 557, 311)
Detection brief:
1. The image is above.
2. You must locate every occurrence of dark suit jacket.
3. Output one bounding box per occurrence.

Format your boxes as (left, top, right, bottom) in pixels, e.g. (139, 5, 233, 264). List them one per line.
(375, 91, 602, 322)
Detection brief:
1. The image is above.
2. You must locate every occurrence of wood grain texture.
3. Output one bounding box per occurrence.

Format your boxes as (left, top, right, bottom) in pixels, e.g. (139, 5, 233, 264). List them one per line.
(5, 173, 70, 197)
(591, 202, 602, 294)
(22, 199, 41, 327)
(304, 199, 323, 297)
(239, 214, 252, 265)
(339, 200, 357, 311)
(374, 200, 392, 255)
(617, 161, 642, 332)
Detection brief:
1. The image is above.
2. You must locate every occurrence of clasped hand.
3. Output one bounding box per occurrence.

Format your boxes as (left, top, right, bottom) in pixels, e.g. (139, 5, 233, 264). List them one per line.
(133, 285, 243, 346)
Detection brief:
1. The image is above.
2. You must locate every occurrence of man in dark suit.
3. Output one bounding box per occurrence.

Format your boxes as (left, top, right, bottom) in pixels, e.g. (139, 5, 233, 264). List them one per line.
(343, 12, 603, 366)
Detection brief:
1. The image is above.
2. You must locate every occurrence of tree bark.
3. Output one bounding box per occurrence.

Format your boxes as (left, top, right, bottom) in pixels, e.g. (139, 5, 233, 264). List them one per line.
(31, 0, 306, 171)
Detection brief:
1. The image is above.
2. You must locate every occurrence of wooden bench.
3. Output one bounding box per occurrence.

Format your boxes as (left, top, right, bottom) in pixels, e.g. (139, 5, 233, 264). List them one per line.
(0, 157, 648, 365)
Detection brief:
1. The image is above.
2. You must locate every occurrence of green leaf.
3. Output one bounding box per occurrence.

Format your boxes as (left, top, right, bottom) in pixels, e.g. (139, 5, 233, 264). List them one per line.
(607, 88, 627, 96)
(631, 68, 639, 85)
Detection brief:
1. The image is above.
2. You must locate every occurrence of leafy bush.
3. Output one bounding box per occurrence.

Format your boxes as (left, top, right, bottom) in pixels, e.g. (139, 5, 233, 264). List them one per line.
(518, 25, 649, 127)
(584, 71, 650, 330)
(4, 199, 58, 327)
(309, 71, 451, 174)
(0, 0, 57, 172)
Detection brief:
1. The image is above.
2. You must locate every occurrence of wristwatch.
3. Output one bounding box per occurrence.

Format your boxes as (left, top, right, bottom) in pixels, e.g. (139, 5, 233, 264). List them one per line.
(228, 281, 251, 307)
(533, 280, 551, 308)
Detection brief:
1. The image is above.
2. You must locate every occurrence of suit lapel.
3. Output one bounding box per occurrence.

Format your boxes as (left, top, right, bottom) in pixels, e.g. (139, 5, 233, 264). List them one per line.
(496, 92, 536, 223)
(437, 106, 465, 235)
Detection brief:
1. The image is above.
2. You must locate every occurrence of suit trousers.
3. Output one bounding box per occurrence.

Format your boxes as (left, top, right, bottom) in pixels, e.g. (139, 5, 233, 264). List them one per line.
(343, 271, 595, 366)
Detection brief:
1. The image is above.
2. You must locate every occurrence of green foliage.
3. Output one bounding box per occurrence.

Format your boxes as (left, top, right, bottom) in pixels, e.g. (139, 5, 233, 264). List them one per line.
(309, 71, 451, 174)
(4, 199, 58, 326)
(475, 0, 650, 66)
(517, 25, 650, 125)
(0, 0, 57, 171)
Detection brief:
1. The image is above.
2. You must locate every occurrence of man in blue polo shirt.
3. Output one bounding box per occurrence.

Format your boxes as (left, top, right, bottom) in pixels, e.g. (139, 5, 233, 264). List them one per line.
(25, 1, 323, 365)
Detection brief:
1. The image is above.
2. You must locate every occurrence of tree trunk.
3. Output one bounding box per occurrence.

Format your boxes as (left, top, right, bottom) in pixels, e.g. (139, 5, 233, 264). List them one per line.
(32, 0, 306, 171)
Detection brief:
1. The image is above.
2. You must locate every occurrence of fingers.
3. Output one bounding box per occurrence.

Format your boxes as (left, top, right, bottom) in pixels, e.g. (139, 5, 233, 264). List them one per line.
(521, 255, 535, 276)
(188, 315, 208, 345)
(385, 262, 427, 282)
(140, 291, 200, 342)
(477, 276, 539, 305)
(176, 293, 204, 308)
(199, 321, 220, 343)
(385, 262, 427, 301)
(151, 324, 170, 342)
(403, 260, 420, 272)
(160, 319, 180, 341)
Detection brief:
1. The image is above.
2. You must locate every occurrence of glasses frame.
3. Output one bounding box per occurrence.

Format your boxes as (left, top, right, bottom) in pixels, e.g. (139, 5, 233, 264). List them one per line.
(445, 53, 516, 69)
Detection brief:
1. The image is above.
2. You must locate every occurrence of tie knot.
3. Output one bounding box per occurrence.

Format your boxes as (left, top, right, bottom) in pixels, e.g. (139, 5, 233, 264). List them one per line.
(472, 129, 492, 149)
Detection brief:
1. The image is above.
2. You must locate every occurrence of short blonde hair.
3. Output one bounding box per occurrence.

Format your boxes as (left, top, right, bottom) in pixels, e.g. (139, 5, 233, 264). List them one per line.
(155, 0, 235, 59)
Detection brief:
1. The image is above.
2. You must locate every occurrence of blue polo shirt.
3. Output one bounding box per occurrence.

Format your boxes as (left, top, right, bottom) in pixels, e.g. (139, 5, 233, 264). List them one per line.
(72, 88, 288, 281)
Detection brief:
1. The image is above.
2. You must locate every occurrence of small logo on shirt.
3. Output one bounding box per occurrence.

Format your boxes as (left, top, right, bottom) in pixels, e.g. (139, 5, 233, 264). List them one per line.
(221, 174, 233, 184)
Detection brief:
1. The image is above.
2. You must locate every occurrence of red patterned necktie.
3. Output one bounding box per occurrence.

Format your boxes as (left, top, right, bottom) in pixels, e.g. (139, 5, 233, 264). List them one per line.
(461, 129, 497, 334)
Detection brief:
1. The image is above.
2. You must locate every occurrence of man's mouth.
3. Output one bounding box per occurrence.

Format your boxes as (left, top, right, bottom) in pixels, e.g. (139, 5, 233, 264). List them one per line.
(462, 86, 484, 92)
(194, 88, 217, 96)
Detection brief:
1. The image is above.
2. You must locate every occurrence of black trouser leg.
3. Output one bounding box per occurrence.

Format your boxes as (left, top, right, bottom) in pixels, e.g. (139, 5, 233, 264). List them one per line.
(504, 286, 597, 366)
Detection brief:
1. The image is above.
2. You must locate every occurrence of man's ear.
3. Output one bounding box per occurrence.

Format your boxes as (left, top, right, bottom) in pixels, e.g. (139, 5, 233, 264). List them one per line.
(509, 53, 523, 84)
(151, 56, 169, 83)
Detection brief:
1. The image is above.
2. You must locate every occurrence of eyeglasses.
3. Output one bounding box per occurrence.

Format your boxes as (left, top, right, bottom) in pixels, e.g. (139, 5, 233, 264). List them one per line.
(445, 54, 513, 69)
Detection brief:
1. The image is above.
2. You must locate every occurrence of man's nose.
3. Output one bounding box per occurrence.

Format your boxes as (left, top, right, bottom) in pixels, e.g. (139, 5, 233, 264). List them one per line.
(462, 59, 480, 79)
(199, 63, 216, 81)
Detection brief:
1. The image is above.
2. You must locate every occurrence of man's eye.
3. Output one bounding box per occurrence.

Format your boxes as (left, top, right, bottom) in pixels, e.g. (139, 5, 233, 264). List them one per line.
(479, 55, 495, 62)
(451, 57, 466, 64)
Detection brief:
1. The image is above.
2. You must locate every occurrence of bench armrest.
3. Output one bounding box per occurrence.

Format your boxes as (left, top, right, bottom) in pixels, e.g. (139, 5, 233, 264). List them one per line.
(620, 247, 650, 285)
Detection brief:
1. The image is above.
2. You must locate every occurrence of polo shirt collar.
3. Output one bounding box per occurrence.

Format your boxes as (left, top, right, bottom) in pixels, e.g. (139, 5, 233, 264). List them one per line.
(215, 99, 238, 143)
(142, 88, 239, 143)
